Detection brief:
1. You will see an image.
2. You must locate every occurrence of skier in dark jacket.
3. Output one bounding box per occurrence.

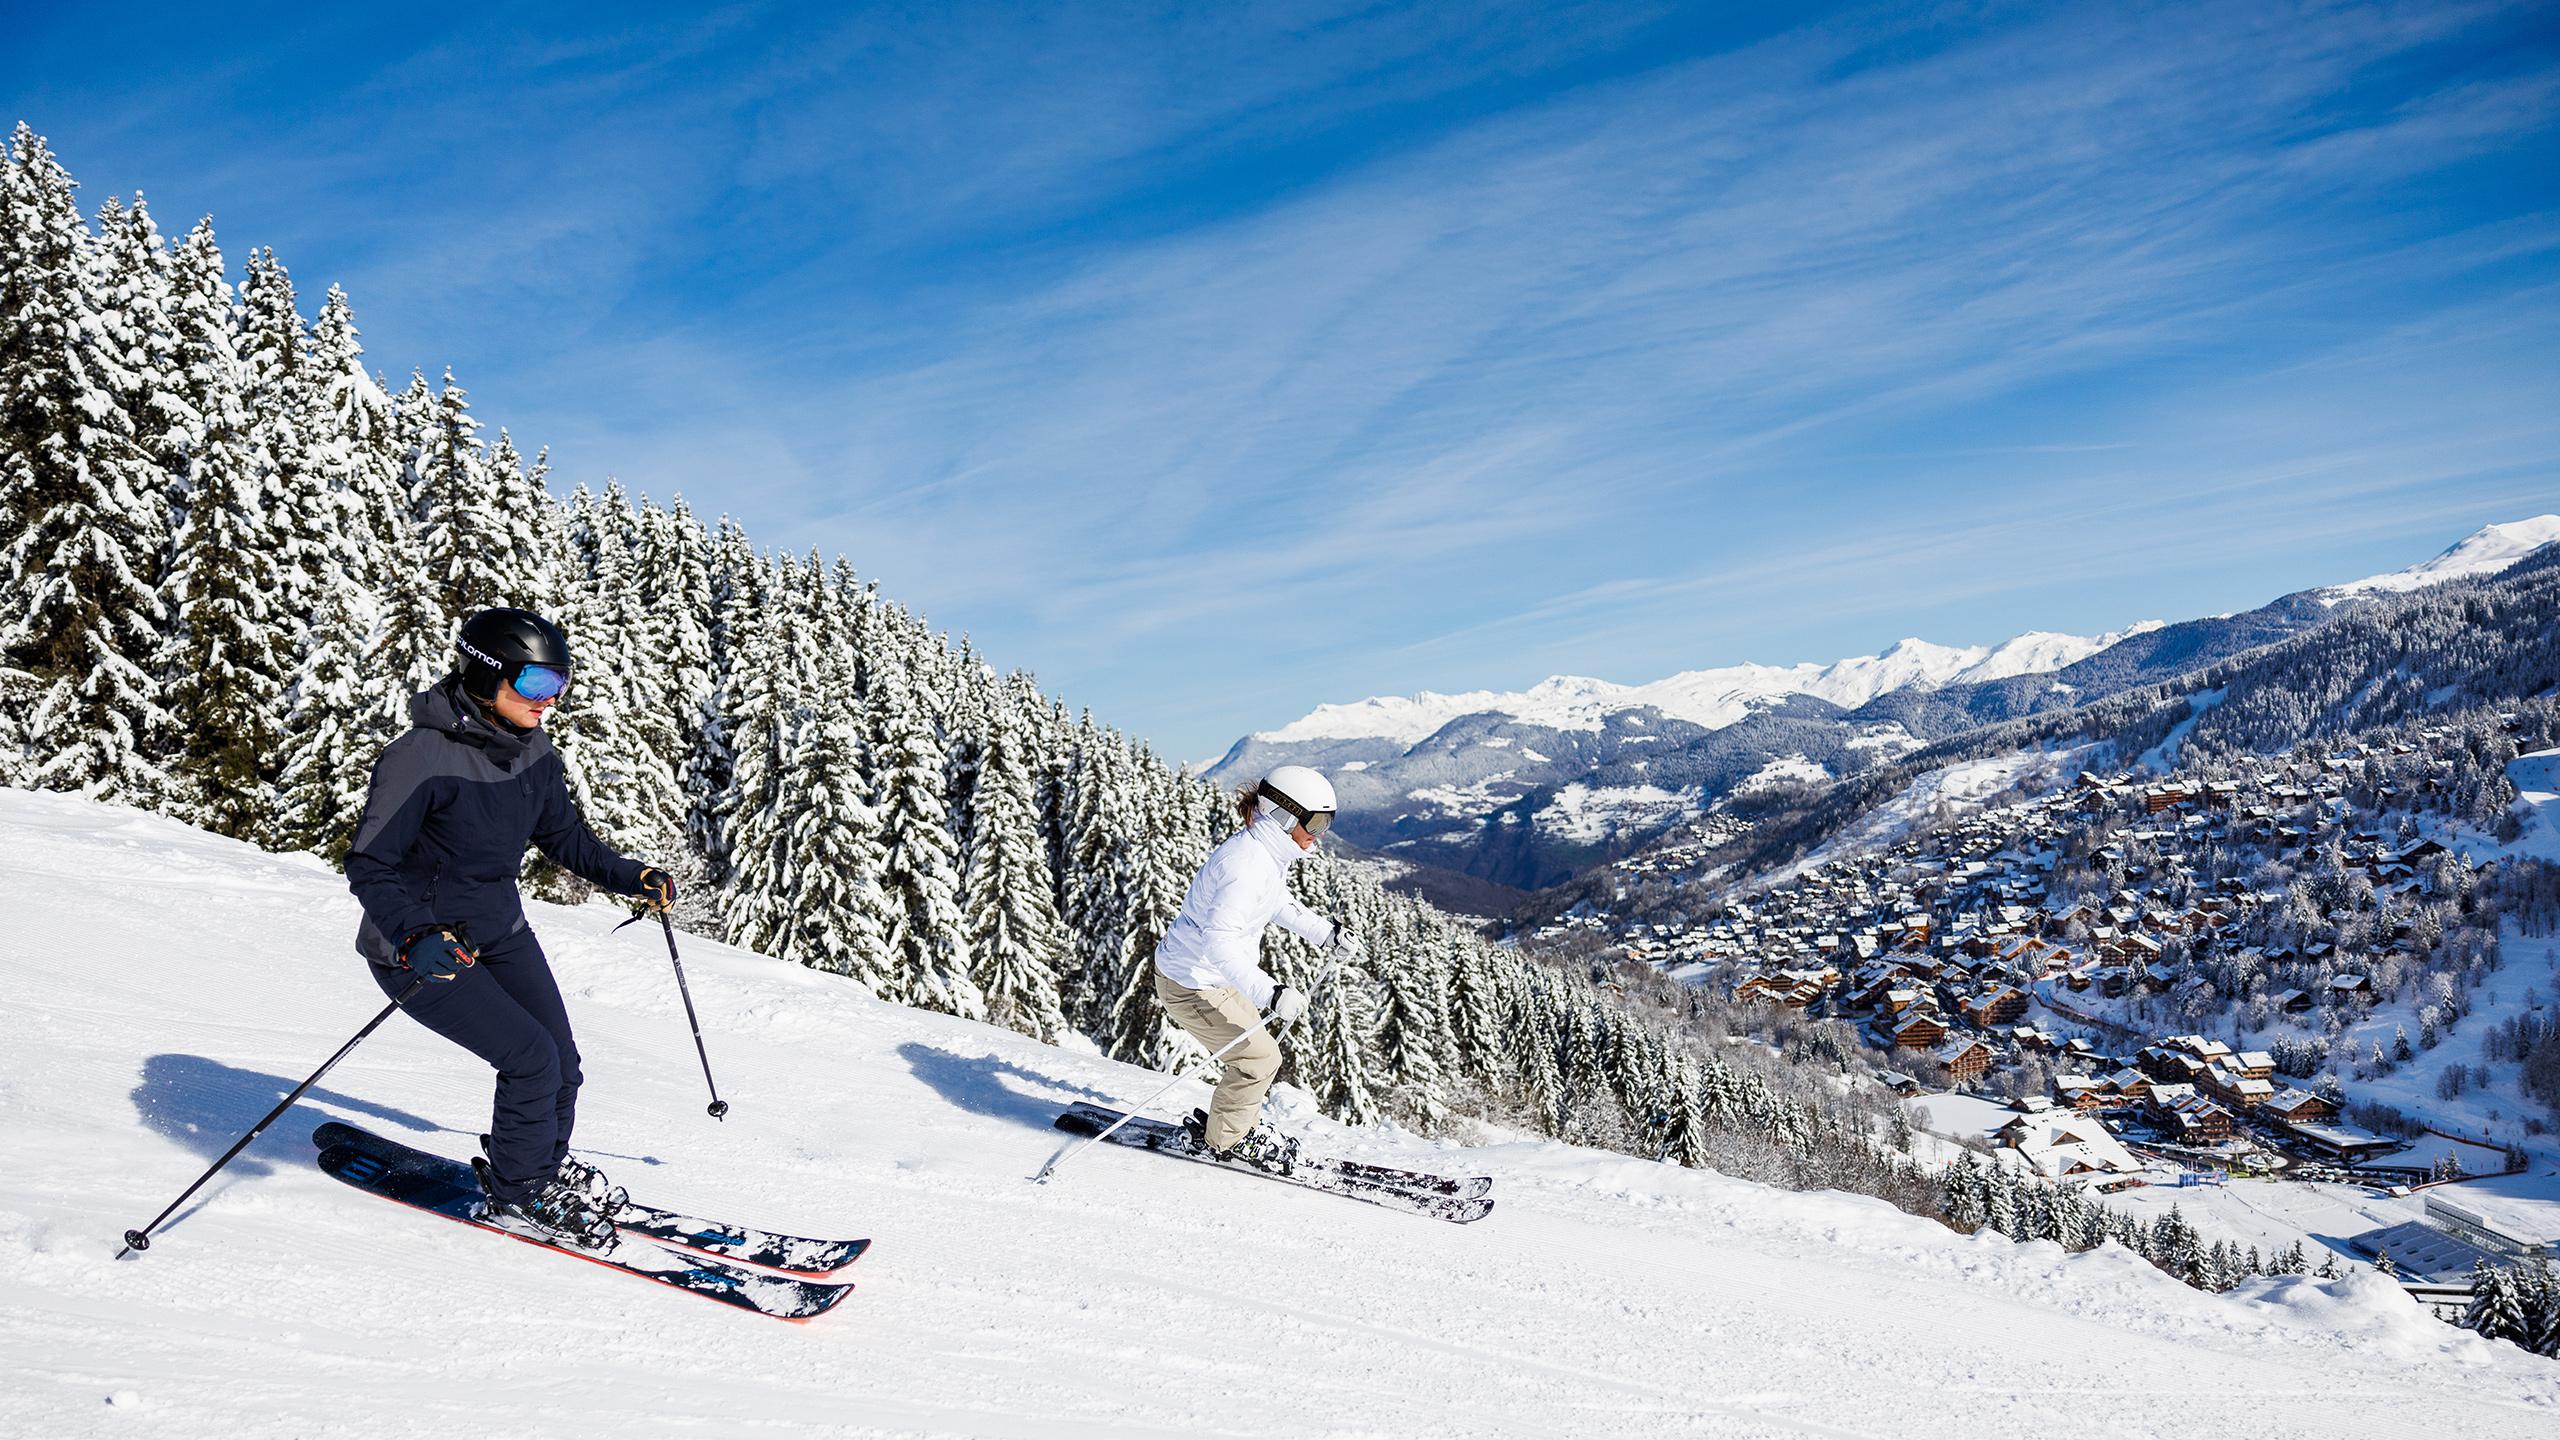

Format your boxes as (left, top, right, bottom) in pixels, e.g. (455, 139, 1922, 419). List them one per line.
(345, 607, 675, 1247)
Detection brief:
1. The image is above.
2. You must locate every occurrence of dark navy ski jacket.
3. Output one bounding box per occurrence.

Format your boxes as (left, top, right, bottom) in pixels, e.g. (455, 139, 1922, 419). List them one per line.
(346, 678, 647, 967)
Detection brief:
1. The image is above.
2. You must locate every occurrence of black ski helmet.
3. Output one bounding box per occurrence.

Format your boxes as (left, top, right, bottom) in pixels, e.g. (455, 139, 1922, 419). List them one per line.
(455, 607, 573, 702)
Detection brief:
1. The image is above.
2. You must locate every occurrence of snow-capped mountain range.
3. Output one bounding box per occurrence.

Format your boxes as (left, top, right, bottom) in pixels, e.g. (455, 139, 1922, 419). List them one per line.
(1257, 624, 2167, 748)
(1208, 517, 2560, 903)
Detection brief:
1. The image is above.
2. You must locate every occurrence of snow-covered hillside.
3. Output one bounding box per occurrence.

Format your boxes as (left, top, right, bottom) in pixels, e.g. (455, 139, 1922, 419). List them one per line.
(5, 792, 2557, 1437)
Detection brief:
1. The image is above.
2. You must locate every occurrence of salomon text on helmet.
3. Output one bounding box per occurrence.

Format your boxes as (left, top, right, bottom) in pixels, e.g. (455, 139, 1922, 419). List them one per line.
(456, 608, 574, 704)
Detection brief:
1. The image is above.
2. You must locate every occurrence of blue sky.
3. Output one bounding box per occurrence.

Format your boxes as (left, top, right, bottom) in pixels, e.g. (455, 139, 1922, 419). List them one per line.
(13, 0, 2559, 760)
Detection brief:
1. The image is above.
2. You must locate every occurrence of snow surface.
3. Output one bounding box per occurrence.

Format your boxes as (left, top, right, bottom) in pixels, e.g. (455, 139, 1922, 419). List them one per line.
(1253, 626, 2162, 745)
(2324, 515, 2560, 602)
(1797, 745, 2093, 875)
(2504, 747, 2560, 864)
(2134, 687, 2226, 774)
(1735, 754, 1831, 793)
(6, 789, 2558, 1438)
(1532, 782, 1698, 844)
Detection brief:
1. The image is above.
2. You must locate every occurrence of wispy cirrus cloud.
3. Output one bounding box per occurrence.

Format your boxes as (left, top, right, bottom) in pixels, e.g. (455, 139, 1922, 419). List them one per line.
(18, 1, 2557, 755)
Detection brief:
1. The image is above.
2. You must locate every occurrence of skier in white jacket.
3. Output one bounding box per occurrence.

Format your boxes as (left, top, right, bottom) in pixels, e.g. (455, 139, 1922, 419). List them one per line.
(1152, 765, 1356, 1171)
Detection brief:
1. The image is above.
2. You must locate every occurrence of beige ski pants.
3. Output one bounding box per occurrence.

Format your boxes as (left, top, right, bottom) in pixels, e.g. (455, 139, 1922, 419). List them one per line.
(1154, 971, 1281, 1150)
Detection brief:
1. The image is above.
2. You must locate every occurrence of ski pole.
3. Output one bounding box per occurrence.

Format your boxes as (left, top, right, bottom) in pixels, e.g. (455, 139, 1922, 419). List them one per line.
(118, 979, 425, 1259)
(619, 905, 728, 1119)
(1034, 956, 1342, 1186)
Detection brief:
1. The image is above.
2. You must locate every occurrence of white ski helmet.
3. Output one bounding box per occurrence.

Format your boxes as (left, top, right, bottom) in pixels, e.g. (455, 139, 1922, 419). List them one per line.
(1256, 765, 1338, 835)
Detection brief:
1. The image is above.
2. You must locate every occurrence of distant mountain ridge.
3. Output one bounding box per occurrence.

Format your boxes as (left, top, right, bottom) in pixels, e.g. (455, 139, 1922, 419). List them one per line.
(1208, 517, 2560, 904)
(1250, 624, 2164, 748)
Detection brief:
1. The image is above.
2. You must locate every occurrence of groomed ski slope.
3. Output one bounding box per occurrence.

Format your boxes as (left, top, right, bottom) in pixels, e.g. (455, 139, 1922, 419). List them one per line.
(3, 790, 2554, 1439)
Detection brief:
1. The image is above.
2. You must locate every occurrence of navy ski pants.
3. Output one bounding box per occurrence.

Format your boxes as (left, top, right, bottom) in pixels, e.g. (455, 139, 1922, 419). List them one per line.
(370, 927, 580, 1204)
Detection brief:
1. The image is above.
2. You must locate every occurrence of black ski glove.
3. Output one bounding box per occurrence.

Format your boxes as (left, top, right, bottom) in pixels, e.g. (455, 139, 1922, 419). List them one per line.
(400, 928, 477, 982)
(637, 866, 678, 914)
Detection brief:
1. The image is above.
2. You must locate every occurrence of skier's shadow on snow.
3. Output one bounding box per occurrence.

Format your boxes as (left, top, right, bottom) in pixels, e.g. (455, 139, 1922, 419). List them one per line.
(897, 1043, 1117, 1132)
(131, 1052, 448, 1180)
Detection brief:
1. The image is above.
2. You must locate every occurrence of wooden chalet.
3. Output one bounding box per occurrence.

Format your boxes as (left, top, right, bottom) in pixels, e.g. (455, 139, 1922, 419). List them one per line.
(2205, 1065, 2275, 1109)
(1887, 1011, 1950, 1050)
(1965, 986, 2029, 1027)
(1933, 1037, 1995, 1083)
(2261, 1088, 2337, 1125)
(2056, 1074, 2111, 1111)
(2147, 1084, 2236, 1144)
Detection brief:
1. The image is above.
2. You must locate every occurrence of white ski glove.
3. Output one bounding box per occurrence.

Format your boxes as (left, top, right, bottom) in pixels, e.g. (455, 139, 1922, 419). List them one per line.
(1269, 986, 1311, 1025)
(1324, 923, 1362, 963)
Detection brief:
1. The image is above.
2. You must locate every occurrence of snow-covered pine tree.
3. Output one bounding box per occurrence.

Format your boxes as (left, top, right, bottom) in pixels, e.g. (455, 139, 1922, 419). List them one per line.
(714, 551, 803, 957)
(687, 515, 760, 881)
(268, 583, 382, 861)
(1607, 1021, 1668, 1148)
(867, 607, 984, 1020)
(1658, 1052, 1714, 1167)
(1510, 969, 1568, 1132)
(238, 246, 330, 650)
(155, 216, 287, 837)
(638, 496, 715, 788)
(1058, 713, 1133, 1032)
(2525, 1259, 2560, 1359)
(1445, 928, 1507, 1075)
(1095, 755, 1200, 1066)
(1295, 946, 1382, 1126)
(962, 675, 1070, 1041)
(371, 372, 449, 697)
(87, 192, 183, 560)
(0, 125, 171, 802)
(944, 644, 989, 862)
(480, 429, 560, 617)
(412, 369, 498, 624)
(561, 484, 684, 856)
(2151, 1207, 2201, 1284)
(780, 597, 894, 988)
(1942, 1154, 1989, 1231)
(304, 287, 401, 591)
(1371, 896, 1452, 1108)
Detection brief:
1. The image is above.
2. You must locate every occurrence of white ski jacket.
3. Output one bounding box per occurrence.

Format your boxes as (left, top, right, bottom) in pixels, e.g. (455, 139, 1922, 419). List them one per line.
(1152, 810, 1336, 1009)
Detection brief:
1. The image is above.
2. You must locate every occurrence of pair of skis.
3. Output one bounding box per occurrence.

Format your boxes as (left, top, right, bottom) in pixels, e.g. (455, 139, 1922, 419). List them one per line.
(312, 1122, 863, 1321)
(1050, 1103, 1495, 1224)
(314, 1104, 1494, 1319)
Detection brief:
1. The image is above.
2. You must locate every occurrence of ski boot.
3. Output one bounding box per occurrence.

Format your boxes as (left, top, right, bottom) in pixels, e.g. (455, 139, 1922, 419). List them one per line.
(551, 1151, 629, 1217)
(480, 1133, 629, 1218)
(1184, 1109, 1300, 1176)
(471, 1156, 620, 1251)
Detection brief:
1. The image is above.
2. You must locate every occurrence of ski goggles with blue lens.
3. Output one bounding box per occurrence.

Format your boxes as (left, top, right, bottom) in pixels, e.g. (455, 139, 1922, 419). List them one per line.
(509, 664, 571, 703)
